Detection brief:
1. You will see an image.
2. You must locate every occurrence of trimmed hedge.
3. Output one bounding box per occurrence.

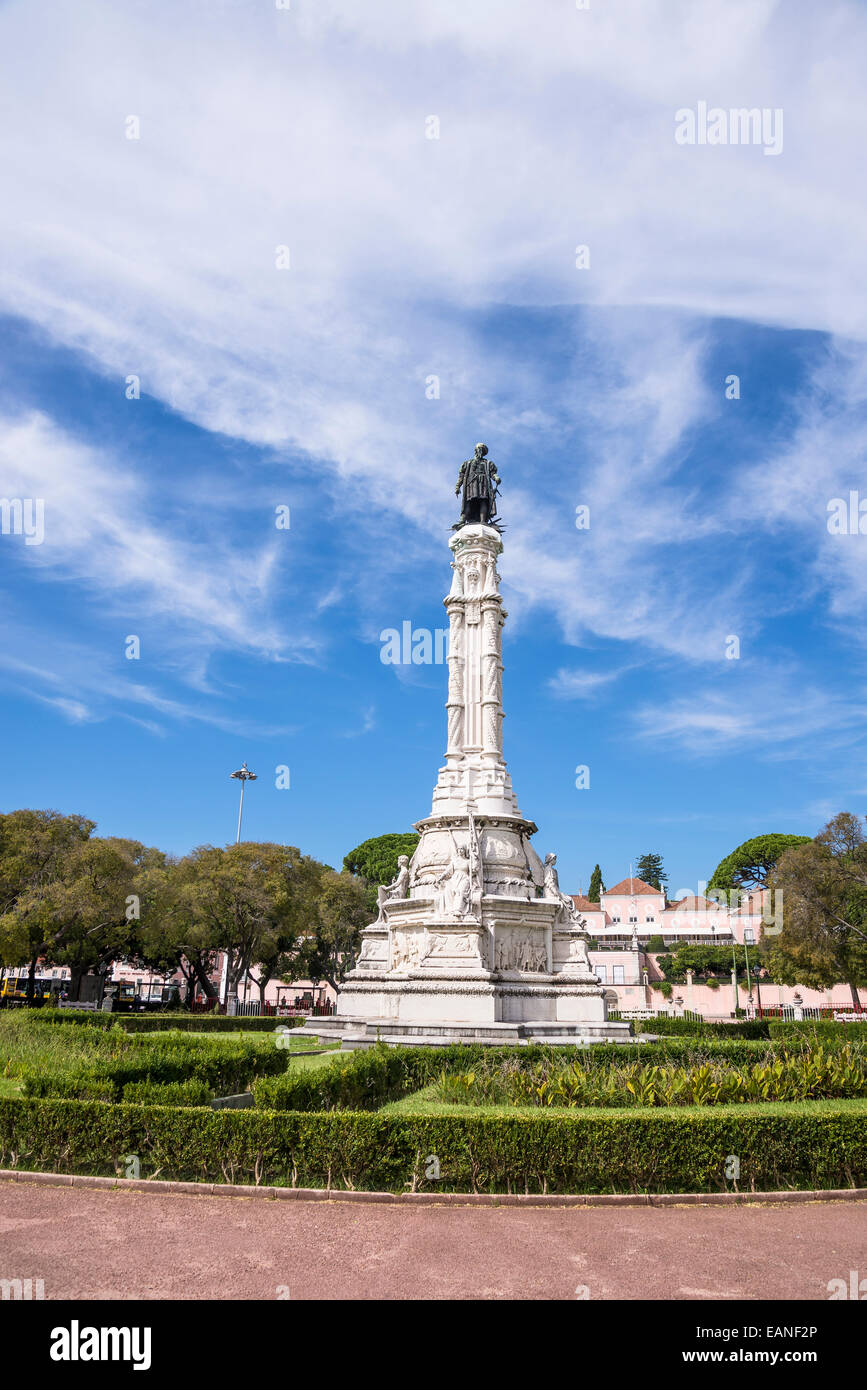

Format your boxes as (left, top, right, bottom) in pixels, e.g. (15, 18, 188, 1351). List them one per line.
(1, 1095, 864, 1194)
(769, 1020, 867, 1040)
(35, 1010, 303, 1034)
(114, 1016, 305, 1034)
(20, 1033, 290, 1102)
(637, 1018, 866, 1041)
(635, 1018, 772, 1039)
(121, 1079, 212, 1107)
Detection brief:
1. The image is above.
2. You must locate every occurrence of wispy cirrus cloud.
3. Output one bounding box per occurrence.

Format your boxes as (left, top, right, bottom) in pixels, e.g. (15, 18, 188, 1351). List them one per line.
(634, 664, 867, 757)
(0, 0, 866, 767)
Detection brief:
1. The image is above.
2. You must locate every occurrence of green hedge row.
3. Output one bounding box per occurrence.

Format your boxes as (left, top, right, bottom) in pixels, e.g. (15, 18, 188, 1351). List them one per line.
(635, 1018, 773, 1038)
(117, 1015, 304, 1034)
(35, 1010, 303, 1034)
(21, 1034, 290, 1102)
(637, 1018, 866, 1040)
(1, 1095, 863, 1194)
(768, 1020, 867, 1040)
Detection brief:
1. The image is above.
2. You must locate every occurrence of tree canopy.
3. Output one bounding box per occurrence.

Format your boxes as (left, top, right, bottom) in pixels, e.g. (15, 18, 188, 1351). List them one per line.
(343, 832, 421, 919)
(763, 813, 867, 1007)
(0, 809, 149, 999)
(587, 863, 604, 903)
(635, 853, 667, 890)
(138, 842, 327, 1003)
(708, 833, 811, 892)
(343, 832, 419, 886)
(299, 868, 371, 992)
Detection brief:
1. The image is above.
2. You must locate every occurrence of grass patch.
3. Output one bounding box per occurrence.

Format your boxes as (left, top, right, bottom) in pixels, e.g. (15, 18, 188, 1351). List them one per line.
(284, 1051, 345, 1071)
(381, 1085, 867, 1121)
(0, 1011, 293, 1104)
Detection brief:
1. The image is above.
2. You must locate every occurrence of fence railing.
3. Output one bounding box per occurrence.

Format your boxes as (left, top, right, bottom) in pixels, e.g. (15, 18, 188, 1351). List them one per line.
(608, 1008, 703, 1022)
(231, 999, 335, 1018)
(756, 1004, 864, 1021)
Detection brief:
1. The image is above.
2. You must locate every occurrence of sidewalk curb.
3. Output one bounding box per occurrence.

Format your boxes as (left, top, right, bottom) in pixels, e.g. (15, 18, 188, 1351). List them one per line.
(1, 1169, 865, 1208)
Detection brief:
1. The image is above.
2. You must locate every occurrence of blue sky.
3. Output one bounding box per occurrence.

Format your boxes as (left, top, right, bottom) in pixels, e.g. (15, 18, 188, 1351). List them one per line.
(1, 0, 866, 896)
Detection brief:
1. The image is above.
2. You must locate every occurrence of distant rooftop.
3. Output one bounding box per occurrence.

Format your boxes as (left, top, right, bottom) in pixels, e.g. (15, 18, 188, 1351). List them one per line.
(604, 877, 661, 896)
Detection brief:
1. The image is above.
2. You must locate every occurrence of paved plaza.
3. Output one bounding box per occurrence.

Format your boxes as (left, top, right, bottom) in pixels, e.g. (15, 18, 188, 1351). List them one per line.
(2, 1181, 865, 1301)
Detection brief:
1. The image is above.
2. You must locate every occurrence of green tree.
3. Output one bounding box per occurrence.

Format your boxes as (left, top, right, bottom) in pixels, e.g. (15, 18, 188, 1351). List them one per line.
(1, 831, 154, 999)
(0, 809, 95, 1000)
(635, 853, 667, 891)
(167, 842, 316, 1005)
(246, 853, 325, 1004)
(301, 869, 371, 992)
(764, 813, 867, 1009)
(343, 833, 419, 886)
(587, 864, 604, 903)
(136, 853, 222, 1003)
(708, 833, 811, 893)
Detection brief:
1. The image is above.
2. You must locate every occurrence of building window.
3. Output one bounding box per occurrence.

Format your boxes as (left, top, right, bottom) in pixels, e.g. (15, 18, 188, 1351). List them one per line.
(646, 915, 654, 923)
(629, 915, 638, 923)
(596, 964, 607, 984)
(612, 916, 621, 924)
(744, 928, 755, 944)
(613, 965, 625, 985)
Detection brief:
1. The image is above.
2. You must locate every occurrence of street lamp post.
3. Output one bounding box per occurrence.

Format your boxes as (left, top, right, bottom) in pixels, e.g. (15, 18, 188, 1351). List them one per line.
(752, 964, 762, 1016)
(230, 761, 257, 844)
(226, 761, 257, 1016)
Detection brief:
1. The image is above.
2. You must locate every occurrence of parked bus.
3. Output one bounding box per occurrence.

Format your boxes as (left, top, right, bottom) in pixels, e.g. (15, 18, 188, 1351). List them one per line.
(0, 974, 64, 1006)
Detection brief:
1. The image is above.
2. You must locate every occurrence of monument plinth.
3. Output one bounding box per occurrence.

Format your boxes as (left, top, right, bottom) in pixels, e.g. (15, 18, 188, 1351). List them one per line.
(307, 446, 631, 1046)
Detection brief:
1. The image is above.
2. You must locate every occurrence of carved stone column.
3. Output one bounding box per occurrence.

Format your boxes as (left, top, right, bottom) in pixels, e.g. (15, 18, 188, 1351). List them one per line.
(444, 604, 465, 759)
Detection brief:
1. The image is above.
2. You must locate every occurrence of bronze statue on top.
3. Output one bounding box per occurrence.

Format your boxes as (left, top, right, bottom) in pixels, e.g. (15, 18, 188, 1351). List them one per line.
(454, 443, 502, 530)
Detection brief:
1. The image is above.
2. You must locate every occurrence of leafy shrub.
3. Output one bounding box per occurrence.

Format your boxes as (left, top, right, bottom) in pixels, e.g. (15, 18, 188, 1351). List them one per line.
(768, 1020, 867, 1040)
(636, 1018, 771, 1039)
(435, 1045, 867, 1109)
(121, 1079, 212, 1107)
(17, 1030, 289, 1102)
(34, 1010, 302, 1034)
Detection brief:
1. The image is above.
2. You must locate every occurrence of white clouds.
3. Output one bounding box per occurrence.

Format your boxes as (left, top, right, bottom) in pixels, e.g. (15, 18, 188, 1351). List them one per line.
(36, 695, 94, 724)
(0, 409, 292, 657)
(0, 647, 298, 740)
(732, 342, 867, 623)
(0, 0, 865, 750)
(633, 664, 867, 756)
(548, 667, 629, 700)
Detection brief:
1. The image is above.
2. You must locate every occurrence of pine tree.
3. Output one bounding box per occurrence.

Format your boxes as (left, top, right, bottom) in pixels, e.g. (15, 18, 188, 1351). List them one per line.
(635, 852, 667, 891)
(587, 863, 604, 903)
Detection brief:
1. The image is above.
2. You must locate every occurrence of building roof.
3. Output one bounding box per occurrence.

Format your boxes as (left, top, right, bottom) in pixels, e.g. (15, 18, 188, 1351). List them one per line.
(571, 895, 610, 923)
(670, 895, 713, 911)
(604, 877, 661, 896)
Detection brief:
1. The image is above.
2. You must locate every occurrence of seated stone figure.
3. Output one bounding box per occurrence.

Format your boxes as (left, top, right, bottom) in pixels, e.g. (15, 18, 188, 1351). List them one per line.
(376, 855, 411, 922)
(544, 852, 591, 969)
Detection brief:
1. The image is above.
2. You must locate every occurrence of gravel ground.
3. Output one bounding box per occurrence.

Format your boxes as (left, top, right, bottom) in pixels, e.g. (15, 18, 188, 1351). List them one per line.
(1, 1180, 865, 1300)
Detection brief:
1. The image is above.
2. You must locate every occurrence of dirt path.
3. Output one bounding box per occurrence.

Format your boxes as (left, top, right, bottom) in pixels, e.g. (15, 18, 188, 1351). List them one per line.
(2, 1181, 865, 1300)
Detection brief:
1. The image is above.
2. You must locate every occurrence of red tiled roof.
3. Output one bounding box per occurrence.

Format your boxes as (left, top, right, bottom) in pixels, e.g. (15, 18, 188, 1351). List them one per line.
(571, 896, 609, 923)
(604, 877, 661, 896)
(671, 895, 712, 911)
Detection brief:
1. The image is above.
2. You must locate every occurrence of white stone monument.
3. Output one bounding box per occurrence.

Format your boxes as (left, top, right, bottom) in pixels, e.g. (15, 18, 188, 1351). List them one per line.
(306, 463, 630, 1046)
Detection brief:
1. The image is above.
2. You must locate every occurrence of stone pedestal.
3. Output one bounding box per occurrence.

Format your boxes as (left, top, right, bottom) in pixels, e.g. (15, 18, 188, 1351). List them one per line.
(313, 522, 630, 1047)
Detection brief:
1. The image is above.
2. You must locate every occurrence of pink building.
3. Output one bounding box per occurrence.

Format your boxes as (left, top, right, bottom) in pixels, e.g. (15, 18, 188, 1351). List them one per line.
(573, 877, 866, 1019)
(571, 877, 769, 948)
